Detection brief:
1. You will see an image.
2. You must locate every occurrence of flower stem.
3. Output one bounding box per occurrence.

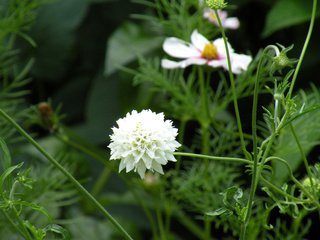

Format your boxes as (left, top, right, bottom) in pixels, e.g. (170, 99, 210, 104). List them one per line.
(214, 9, 248, 158)
(198, 67, 210, 156)
(57, 130, 159, 239)
(12, 206, 33, 240)
(240, 47, 269, 239)
(0, 109, 133, 240)
(2, 209, 28, 239)
(175, 118, 187, 172)
(91, 166, 112, 197)
(204, 216, 212, 240)
(287, 0, 317, 99)
(266, 156, 320, 209)
(174, 152, 251, 165)
(289, 124, 316, 196)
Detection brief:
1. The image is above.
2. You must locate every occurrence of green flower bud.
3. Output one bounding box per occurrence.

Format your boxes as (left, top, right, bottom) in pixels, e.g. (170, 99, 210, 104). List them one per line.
(206, 0, 227, 10)
(302, 177, 320, 191)
(270, 44, 297, 74)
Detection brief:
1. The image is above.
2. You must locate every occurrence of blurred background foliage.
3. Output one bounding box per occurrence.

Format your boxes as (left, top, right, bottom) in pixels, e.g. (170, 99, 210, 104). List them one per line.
(16, 0, 320, 145)
(2, 0, 319, 238)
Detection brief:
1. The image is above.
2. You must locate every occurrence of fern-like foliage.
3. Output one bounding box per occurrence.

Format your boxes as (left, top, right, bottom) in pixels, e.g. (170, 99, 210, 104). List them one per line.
(271, 86, 320, 182)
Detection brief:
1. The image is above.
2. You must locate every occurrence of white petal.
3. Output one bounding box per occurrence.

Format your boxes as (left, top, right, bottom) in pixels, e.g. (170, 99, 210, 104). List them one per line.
(136, 161, 146, 179)
(207, 59, 228, 69)
(163, 37, 199, 58)
(213, 38, 234, 58)
(119, 159, 126, 172)
(161, 58, 207, 69)
(217, 10, 227, 20)
(224, 18, 240, 29)
(152, 162, 164, 175)
(191, 29, 209, 51)
(229, 53, 252, 74)
(208, 53, 252, 74)
(142, 154, 153, 169)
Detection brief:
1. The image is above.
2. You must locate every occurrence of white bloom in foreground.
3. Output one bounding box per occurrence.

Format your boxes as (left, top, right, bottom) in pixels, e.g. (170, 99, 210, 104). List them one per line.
(203, 9, 240, 30)
(161, 29, 252, 74)
(108, 110, 181, 179)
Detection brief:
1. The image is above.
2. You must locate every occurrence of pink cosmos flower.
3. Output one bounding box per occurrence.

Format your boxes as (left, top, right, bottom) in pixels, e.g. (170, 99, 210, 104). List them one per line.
(161, 30, 252, 74)
(203, 9, 240, 30)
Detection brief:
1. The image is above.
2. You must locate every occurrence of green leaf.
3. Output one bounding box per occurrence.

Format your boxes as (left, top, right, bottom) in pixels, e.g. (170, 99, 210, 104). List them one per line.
(0, 138, 12, 171)
(44, 224, 71, 240)
(272, 88, 320, 182)
(28, 0, 88, 81)
(206, 207, 230, 216)
(262, 0, 319, 37)
(0, 163, 23, 193)
(104, 21, 162, 76)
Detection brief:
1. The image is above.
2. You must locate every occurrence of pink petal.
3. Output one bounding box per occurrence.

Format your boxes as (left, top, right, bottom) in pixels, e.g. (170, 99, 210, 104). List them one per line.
(224, 17, 240, 29)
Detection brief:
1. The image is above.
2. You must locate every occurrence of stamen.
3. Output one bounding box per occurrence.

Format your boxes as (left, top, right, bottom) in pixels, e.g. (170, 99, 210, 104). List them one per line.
(201, 43, 218, 60)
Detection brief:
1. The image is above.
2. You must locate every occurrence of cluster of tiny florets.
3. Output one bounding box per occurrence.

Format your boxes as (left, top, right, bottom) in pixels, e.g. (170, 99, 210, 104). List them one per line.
(108, 110, 181, 178)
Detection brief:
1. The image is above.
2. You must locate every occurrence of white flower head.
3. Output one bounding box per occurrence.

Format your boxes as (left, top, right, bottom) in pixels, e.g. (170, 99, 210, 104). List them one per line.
(161, 29, 252, 74)
(108, 109, 181, 179)
(203, 9, 240, 30)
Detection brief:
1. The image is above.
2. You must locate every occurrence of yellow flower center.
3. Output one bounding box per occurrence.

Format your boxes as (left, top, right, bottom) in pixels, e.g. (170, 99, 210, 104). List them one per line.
(201, 43, 218, 60)
(208, 12, 217, 22)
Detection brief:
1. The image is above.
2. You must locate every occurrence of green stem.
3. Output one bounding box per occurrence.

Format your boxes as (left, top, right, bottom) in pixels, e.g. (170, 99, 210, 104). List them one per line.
(289, 124, 316, 196)
(12, 206, 33, 240)
(2, 209, 27, 239)
(266, 156, 320, 209)
(0, 109, 133, 240)
(198, 67, 210, 156)
(241, 46, 275, 239)
(260, 176, 309, 203)
(56, 133, 107, 166)
(204, 216, 212, 240)
(214, 9, 248, 158)
(156, 205, 166, 240)
(175, 118, 187, 172)
(57, 130, 158, 239)
(287, 0, 318, 99)
(174, 152, 251, 165)
(91, 166, 112, 197)
(174, 208, 206, 239)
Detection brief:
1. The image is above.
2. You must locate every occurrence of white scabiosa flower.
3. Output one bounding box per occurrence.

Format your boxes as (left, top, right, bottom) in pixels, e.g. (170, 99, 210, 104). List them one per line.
(203, 9, 240, 30)
(161, 29, 252, 74)
(108, 110, 181, 179)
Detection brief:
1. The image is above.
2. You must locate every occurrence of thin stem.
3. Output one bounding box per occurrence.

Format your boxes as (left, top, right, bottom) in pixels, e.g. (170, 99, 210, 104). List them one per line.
(204, 216, 212, 240)
(214, 9, 248, 158)
(91, 166, 112, 197)
(57, 130, 159, 239)
(0, 109, 133, 240)
(287, 0, 318, 99)
(198, 67, 210, 156)
(260, 176, 308, 203)
(174, 152, 251, 165)
(2, 209, 27, 238)
(175, 118, 187, 172)
(289, 124, 316, 195)
(266, 156, 320, 209)
(174, 208, 206, 239)
(241, 46, 271, 239)
(56, 133, 107, 165)
(12, 206, 33, 240)
(156, 205, 166, 240)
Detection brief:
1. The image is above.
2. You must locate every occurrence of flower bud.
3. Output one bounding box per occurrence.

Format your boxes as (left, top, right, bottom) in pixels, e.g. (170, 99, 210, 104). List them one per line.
(270, 44, 297, 74)
(206, 0, 227, 10)
(302, 177, 320, 190)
